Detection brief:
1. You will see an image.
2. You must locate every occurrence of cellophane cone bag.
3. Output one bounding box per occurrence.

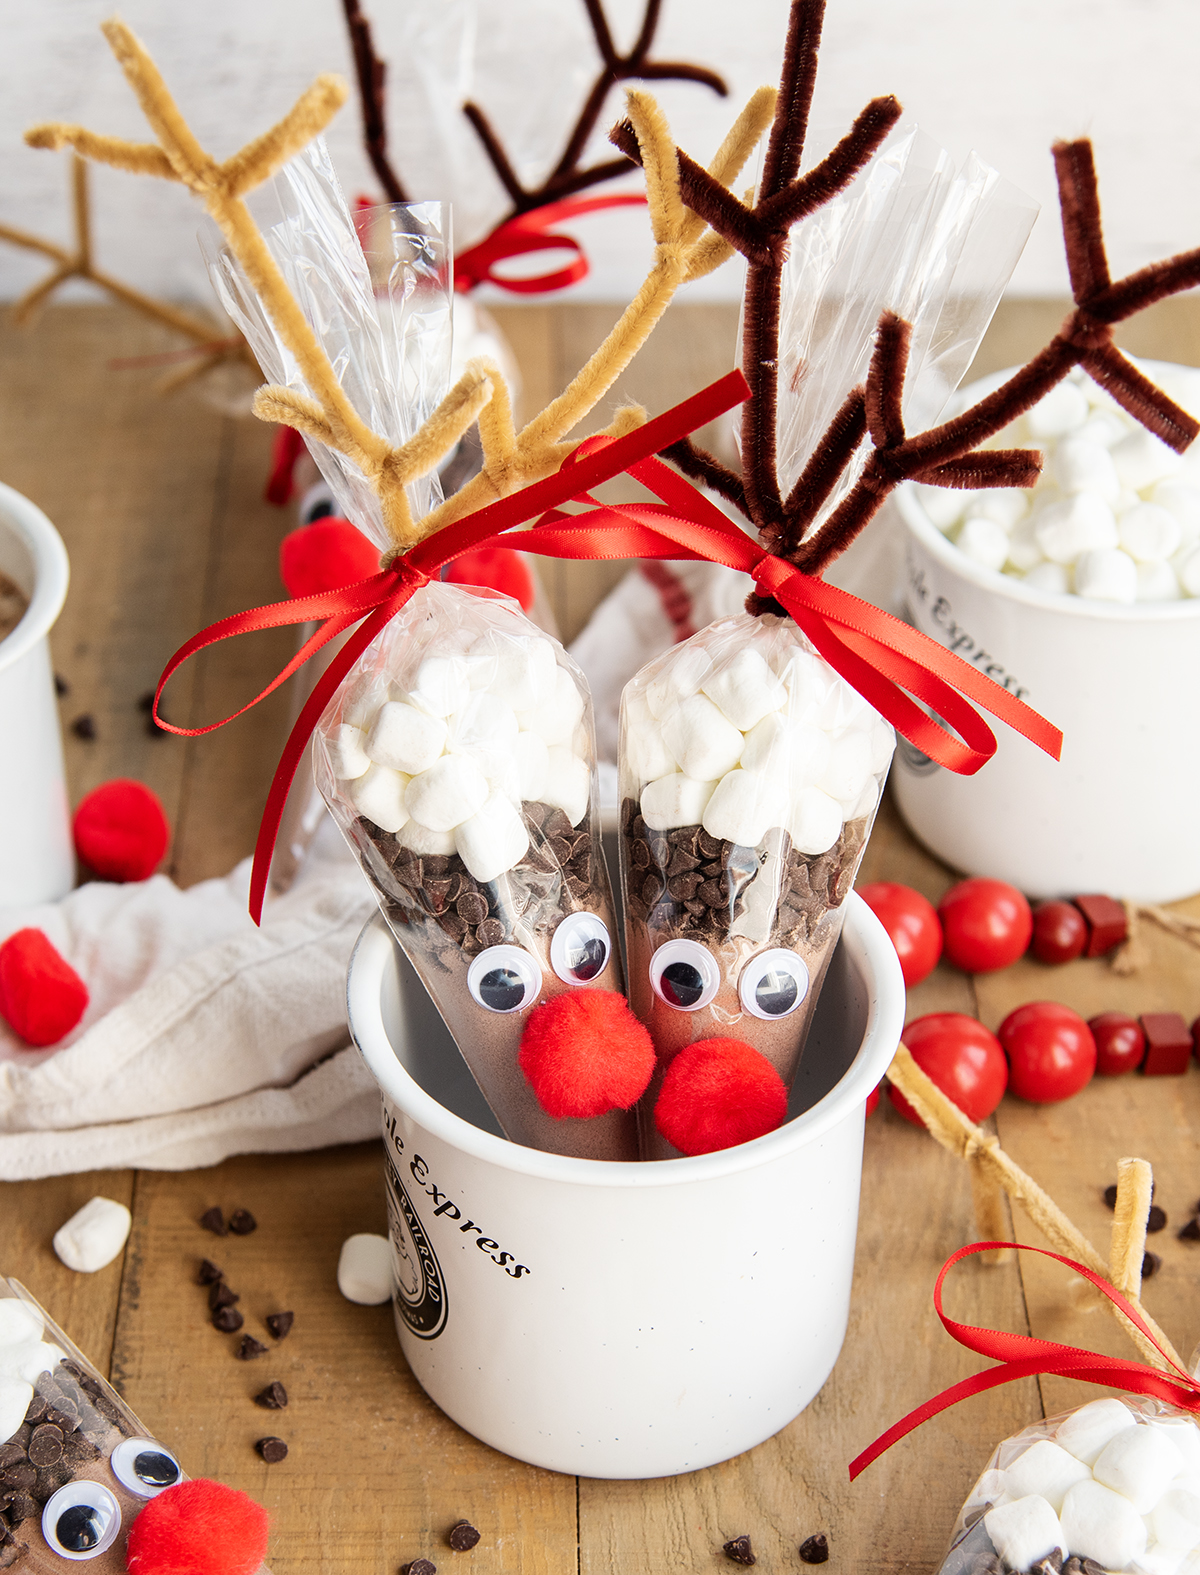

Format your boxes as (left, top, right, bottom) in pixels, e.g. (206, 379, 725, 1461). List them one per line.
(0, 1278, 267, 1574)
(937, 1396, 1200, 1575)
(618, 612, 895, 1160)
(313, 580, 636, 1160)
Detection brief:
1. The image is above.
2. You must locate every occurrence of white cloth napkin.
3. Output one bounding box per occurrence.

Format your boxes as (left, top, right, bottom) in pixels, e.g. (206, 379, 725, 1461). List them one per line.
(0, 821, 379, 1180)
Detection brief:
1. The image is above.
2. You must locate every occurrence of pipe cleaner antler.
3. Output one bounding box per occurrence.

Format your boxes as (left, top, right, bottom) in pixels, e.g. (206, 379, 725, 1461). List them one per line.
(614, 0, 1200, 591)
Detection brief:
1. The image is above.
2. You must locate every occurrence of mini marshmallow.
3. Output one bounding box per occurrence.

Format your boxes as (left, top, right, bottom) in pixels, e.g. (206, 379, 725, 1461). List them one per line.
(1035, 492, 1118, 562)
(819, 730, 872, 803)
(0, 1379, 34, 1454)
(1077, 410, 1130, 448)
(782, 649, 835, 714)
(788, 786, 843, 855)
(1006, 514, 1046, 573)
(787, 720, 833, 790)
(956, 515, 1010, 572)
(1136, 560, 1182, 601)
(1138, 1542, 1188, 1575)
(1119, 502, 1182, 562)
(1154, 1488, 1200, 1551)
(405, 754, 490, 833)
(1060, 1478, 1147, 1569)
(646, 646, 713, 719)
(1075, 546, 1138, 603)
(349, 764, 411, 833)
(455, 791, 529, 882)
(661, 693, 745, 782)
(468, 631, 557, 710)
(1152, 480, 1200, 547)
(1178, 546, 1200, 597)
(327, 723, 372, 780)
(52, 1196, 132, 1274)
(447, 692, 518, 760)
(701, 647, 787, 731)
(542, 746, 589, 827)
(366, 700, 447, 775)
(817, 675, 876, 735)
(517, 666, 585, 746)
(1094, 1423, 1185, 1512)
(867, 716, 895, 775)
(701, 769, 789, 847)
(1053, 437, 1121, 504)
(641, 773, 718, 832)
(914, 482, 966, 531)
(1003, 1439, 1093, 1513)
(397, 818, 457, 856)
(845, 776, 879, 821)
(966, 489, 1029, 529)
(0, 1302, 43, 1348)
(337, 1233, 393, 1305)
(1112, 427, 1185, 491)
(1150, 1417, 1200, 1477)
(624, 693, 677, 782)
(984, 1496, 1065, 1571)
(405, 654, 470, 719)
(1057, 1398, 1139, 1466)
(1024, 562, 1070, 595)
(513, 730, 549, 799)
(739, 711, 791, 774)
(1027, 380, 1090, 438)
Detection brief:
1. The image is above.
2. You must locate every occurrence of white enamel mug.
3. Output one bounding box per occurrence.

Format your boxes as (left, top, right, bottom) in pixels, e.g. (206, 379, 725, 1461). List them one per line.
(0, 483, 72, 907)
(347, 893, 904, 1479)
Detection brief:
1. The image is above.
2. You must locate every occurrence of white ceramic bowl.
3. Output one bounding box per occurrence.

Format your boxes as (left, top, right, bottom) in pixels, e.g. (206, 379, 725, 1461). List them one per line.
(891, 362, 1200, 902)
(346, 894, 904, 1479)
(0, 482, 72, 907)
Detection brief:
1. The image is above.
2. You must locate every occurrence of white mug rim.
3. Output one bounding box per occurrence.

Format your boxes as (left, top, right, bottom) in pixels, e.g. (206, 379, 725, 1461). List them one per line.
(0, 481, 70, 672)
(347, 891, 904, 1190)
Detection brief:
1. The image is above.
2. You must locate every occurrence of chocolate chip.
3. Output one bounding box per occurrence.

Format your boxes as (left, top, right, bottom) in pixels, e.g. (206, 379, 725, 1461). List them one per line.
(31, 1464, 69, 1504)
(146, 712, 169, 738)
(1143, 1250, 1162, 1278)
(200, 1207, 228, 1235)
(137, 690, 154, 712)
(236, 1335, 268, 1360)
(1103, 1181, 1155, 1209)
(424, 878, 452, 914)
(406, 1561, 437, 1575)
(0, 1450, 24, 1472)
(697, 829, 721, 858)
(61, 1431, 98, 1464)
(26, 1428, 62, 1469)
(1063, 1557, 1084, 1574)
(476, 918, 504, 949)
(723, 1536, 755, 1565)
(799, 1534, 829, 1565)
(265, 1311, 294, 1340)
(447, 1522, 480, 1552)
(1147, 1204, 1167, 1233)
(438, 912, 468, 942)
(228, 1209, 257, 1235)
(1032, 1551, 1063, 1575)
(212, 1306, 244, 1333)
(254, 1382, 288, 1409)
(209, 1282, 239, 1311)
(70, 714, 95, 740)
(1080, 1562, 1107, 1575)
(54, 674, 69, 698)
(667, 872, 703, 901)
(21, 1396, 46, 1426)
(197, 1258, 224, 1285)
(255, 1436, 288, 1463)
(1179, 1218, 1200, 1241)
(0, 1467, 34, 1493)
(548, 836, 573, 865)
(456, 892, 488, 926)
(698, 879, 727, 907)
(5, 1492, 35, 1526)
(630, 839, 650, 870)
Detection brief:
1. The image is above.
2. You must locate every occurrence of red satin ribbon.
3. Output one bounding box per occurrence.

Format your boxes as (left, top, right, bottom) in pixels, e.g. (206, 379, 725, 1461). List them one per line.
(153, 366, 1061, 924)
(454, 194, 648, 294)
(849, 1241, 1200, 1481)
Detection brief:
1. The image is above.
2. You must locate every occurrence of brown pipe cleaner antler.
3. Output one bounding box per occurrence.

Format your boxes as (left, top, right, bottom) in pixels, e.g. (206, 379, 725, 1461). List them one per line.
(341, 0, 407, 204)
(613, 0, 1200, 595)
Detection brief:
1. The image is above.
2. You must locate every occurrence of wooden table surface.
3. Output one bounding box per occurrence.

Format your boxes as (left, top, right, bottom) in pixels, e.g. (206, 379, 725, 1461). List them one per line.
(1, 299, 1199, 1575)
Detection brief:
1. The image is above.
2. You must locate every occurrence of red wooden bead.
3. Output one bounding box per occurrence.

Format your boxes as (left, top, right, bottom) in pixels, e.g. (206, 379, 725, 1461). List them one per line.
(1139, 1012, 1192, 1076)
(1073, 894, 1128, 958)
(1030, 901, 1088, 965)
(1089, 1011, 1146, 1075)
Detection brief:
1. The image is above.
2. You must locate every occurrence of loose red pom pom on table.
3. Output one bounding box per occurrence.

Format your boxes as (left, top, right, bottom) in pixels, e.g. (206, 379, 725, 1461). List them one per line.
(279, 518, 379, 597)
(519, 990, 655, 1119)
(654, 1038, 788, 1156)
(445, 547, 536, 611)
(73, 779, 170, 882)
(0, 928, 88, 1047)
(125, 1479, 269, 1575)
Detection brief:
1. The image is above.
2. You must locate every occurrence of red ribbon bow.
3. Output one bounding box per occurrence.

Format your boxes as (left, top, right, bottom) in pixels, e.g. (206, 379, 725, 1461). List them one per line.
(153, 367, 1060, 924)
(849, 1241, 1200, 1481)
(454, 194, 648, 294)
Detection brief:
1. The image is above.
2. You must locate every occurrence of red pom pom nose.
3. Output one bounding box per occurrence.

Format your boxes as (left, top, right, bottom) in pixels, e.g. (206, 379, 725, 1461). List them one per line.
(445, 548, 535, 611)
(279, 518, 379, 597)
(519, 990, 655, 1119)
(73, 779, 170, 882)
(125, 1479, 269, 1575)
(654, 1038, 788, 1156)
(0, 928, 88, 1047)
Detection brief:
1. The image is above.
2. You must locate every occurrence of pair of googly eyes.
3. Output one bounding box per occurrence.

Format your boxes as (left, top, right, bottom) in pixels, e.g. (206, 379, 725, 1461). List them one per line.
(649, 942, 810, 1020)
(42, 1440, 181, 1560)
(466, 913, 611, 1013)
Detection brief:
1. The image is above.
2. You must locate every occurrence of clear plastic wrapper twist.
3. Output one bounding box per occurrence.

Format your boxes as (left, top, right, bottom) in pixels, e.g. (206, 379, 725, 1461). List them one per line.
(314, 580, 635, 1161)
(0, 1278, 266, 1574)
(618, 612, 895, 1159)
(938, 1397, 1200, 1575)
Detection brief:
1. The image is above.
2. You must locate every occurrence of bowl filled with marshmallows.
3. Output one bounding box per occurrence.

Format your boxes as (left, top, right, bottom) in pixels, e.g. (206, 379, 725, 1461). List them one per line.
(890, 358, 1200, 902)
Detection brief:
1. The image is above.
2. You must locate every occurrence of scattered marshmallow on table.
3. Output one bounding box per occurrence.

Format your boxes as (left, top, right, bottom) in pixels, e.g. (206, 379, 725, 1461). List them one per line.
(337, 1233, 393, 1305)
(52, 1196, 133, 1273)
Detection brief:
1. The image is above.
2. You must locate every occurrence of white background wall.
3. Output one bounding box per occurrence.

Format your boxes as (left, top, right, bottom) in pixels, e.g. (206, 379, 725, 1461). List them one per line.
(3, 0, 1200, 307)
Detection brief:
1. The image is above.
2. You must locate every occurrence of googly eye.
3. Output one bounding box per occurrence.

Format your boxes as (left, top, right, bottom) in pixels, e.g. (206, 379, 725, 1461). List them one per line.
(41, 1483, 121, 1561)
(111, 1436, 182, 1498)
(550, 912, 611, 985)
(648, 939, 721, 1012)
(467, 945, 540, 1013)
(739, 948, 809, 1020)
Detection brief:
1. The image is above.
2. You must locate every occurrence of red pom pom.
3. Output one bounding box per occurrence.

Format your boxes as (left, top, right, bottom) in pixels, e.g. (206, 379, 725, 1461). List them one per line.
(73, 779, 170, 882)
(125, 1479, 269, 1575)
(654, 1038, 788, 1156)
(279, 518, 378, 597)
(519, 990, 655, 1119)
(0, 928, 88, 1047)
(445, 548, 535, 611)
